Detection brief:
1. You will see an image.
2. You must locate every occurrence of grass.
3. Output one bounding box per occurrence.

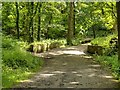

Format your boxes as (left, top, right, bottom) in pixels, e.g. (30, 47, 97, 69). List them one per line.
(94, 55, 119, 80)
(2, 66, 33, 88)
(91, 33, 119, 80)
(2, 34, 44, 88)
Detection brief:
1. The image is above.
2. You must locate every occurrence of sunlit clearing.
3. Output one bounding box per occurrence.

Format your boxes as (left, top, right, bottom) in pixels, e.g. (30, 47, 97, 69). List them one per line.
(85, 68, 97, 72)
(62, 63, 67, 66)
(18, 80, 33, 83)
(88, 73, 96, 77)
(43, 71, 49, 73)
(72, 71, 77, 74)
(65, 47, 77, 50)
(111, 79, 119, 82)
(67, 87, 74, 88)
(76, 74, 82, 77)
(82, 43, 91, 45)
(63, 51, 85, 55)
(49, 52, 63, 55)
(48, 50, 85, 55)
(39, 74, 55, 78)
(101, 75, 113, 79)
(69, 82, 79, 85)
(82, 55, 93, 59)
(88, 65, 101, 68)
(52, 71, 66, 74)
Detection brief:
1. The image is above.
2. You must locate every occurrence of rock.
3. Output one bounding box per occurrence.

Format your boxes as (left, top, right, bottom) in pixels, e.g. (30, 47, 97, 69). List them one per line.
(49, 42, 61, 49)
(87, 45, 103, 55)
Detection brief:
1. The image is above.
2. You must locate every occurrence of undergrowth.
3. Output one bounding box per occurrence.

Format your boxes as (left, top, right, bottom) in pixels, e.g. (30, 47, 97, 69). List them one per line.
(94, 55, 119, 80)
(2, 34, 44, 88)
(91, 34, 117, 48)
(91, 34, 119, 80)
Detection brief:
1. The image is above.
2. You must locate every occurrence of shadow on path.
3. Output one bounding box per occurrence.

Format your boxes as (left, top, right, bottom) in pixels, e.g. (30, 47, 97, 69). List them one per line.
(15, 45, 120, 88)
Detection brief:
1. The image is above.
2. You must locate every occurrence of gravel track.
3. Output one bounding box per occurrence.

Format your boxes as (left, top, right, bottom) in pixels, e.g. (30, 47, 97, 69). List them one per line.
(15, 45, 120, 88)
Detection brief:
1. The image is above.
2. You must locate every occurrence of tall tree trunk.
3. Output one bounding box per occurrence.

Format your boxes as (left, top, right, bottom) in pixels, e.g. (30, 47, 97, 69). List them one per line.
(15, 2, 19, 39)
(73, 2, 75, 36)
(116, 1, 120, 75)
(93, 24, 96, 39)
(28, 2, 34, 43)
(67, 2, 74, 45)
(46, 15, 52, 39)
(37, 3, 41, 41)
(28, 3, 31, 43)
(31, 2, 34, 43)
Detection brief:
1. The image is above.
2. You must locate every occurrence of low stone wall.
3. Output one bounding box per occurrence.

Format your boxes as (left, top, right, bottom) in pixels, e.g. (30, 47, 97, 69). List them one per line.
(87, 45, 103, 55)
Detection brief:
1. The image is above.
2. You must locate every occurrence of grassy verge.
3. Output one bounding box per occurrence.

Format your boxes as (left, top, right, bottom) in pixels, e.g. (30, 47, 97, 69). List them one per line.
(94, 55, 119, 80)
(91, 34, 119, 80)
(2, 34, 44, 88)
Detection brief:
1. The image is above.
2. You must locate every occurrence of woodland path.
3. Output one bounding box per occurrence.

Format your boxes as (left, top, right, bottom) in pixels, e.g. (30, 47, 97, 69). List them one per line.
(15, 45, 120, 88)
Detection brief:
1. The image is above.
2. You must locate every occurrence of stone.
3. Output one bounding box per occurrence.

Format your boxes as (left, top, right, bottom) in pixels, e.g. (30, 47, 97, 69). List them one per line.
(87, 45, 103, 55)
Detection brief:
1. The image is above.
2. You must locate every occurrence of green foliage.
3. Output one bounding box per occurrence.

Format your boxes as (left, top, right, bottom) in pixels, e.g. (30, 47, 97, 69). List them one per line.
(2, 65, 32, 88)
(2, 34, 44, 88)
(95, 55, 120, 80)
(2, 35, 17, 49)
(3, 48, 43, 69)
(92, 33, 119, 80)
(72, 38, 81, 46)
(2, 2, 117, 41)
(91, 34, 117, 48)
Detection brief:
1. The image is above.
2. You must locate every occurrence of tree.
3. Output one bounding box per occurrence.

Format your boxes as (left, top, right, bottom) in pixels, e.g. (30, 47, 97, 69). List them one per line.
(116, 1, 120, 75)
(31, 2, 34, 43)
(67, 2, 74, 45)
(15, 2, 19, 39)
(37, 3, 42, 41)
(73, 2, 75, 36)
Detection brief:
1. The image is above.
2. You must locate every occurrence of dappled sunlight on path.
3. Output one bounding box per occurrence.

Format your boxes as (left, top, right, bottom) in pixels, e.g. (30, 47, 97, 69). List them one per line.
(15, 45, 120, 88)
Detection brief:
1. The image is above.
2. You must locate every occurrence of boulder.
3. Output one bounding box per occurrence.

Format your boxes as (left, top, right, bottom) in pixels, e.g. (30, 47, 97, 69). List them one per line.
(87, 45, 103, 55)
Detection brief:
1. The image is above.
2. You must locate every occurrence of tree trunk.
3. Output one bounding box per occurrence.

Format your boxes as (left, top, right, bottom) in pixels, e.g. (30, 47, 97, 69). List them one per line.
(46, 15, 52, 39)
(15, 2, 19, 39)
(37, 3, 41, 41)
(31, 2, 34, 43)
(28, 2, 34, 43)
(28, 3, 31, 43)
(116, 1, 120, 75)
(73, 2, 75, 36)
(67, 2, 74, 45)
(93, 24, 96, 39)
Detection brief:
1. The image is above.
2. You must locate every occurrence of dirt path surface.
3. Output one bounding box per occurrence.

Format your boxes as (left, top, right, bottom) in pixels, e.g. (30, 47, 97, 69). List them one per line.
(15, 45, 120, 88)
